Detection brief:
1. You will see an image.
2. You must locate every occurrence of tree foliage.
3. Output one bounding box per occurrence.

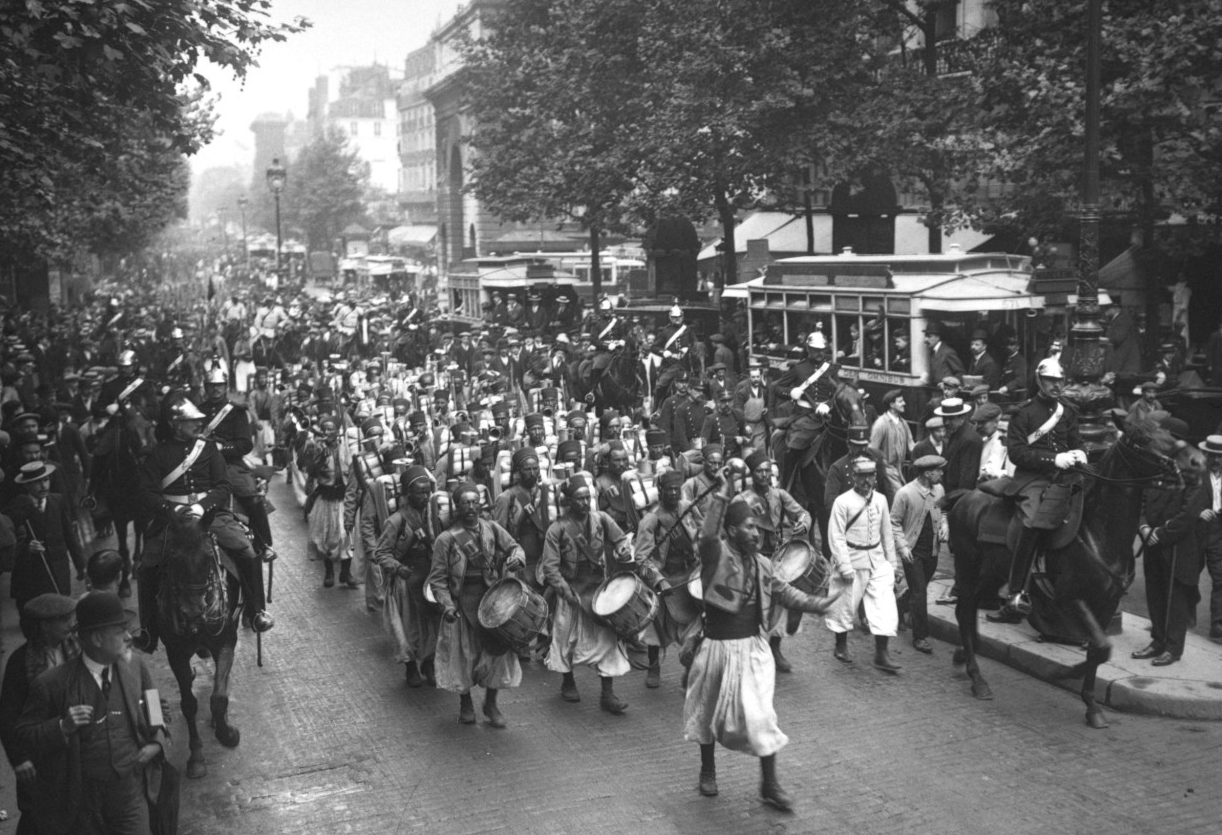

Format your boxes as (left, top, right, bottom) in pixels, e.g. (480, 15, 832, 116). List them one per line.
(963, 0, 1222, 243)
(0, 0, 308, 261)
(279, 127, 369, 254)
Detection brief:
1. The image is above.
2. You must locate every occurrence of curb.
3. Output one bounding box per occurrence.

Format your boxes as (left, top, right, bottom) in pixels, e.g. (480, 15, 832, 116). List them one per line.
(924, 578, 1222, 721)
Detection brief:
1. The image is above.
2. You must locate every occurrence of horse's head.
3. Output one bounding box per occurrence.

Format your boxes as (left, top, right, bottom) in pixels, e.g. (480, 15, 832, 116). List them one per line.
(1113, 415, 1180, 483)
(161, 517, 227, 636)
(831, 381, 867, 428)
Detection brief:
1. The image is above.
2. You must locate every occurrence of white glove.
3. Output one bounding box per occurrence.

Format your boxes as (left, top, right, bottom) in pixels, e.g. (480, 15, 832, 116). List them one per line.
(815, 402, 831, 417)
(1054, 452, 1076, 470)
(790, 387, 805, 402)
(186, 503, 205, 520)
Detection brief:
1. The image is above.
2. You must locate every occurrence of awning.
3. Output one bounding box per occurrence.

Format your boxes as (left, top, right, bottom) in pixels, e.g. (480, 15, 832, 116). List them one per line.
(388, 225, 437, 247)
(1099, 246, 1145, 295)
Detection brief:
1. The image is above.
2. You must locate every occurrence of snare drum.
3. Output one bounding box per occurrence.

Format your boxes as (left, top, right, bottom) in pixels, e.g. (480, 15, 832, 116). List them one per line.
(662, 567, 703, 625)
(773, 539, 830, 595)
(478, 577, 549, 649)
(592, 573, 659, 638)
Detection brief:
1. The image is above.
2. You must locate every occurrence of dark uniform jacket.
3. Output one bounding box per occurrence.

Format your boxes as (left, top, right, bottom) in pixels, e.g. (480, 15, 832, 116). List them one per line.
(138, 436, 232, 549)
(201, 399, 256, 496)
(1006, 395, 1082, 487)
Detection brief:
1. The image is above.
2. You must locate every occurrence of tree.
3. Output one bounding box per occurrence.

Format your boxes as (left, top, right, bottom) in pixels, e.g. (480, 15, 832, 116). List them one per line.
(463, 0, 866, 292)
(0, 0, 308, 260)
(280, 127, 368, 254)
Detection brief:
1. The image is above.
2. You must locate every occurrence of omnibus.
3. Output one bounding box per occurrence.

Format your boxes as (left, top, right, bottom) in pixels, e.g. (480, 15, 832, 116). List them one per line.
(510, 251, 647, 303)
(444, 255, 582, 329)
(743, 245, 1102, 423)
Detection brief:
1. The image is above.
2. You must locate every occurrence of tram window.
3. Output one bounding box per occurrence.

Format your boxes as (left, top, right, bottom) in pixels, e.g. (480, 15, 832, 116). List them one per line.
(786, 312, 830, 351)
(835, 314, 862, 366)
(834, 296, 859, 312)
(890, 323, 911, 373)
(887, 297, 910, 314)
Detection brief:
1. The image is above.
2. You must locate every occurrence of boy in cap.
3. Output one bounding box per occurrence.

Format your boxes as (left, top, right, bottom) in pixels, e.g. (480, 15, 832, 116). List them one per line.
(890, 455, 948, 654)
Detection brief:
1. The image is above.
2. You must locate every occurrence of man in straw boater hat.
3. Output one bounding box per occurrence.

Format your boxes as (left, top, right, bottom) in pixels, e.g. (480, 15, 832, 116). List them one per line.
(372, 465, 440, 687)
(14, 591, 170, 835)
(6, 460, 84, 612)
(683, 461, 840, 810)
(427, 481, 526, 728)
(988, 356, 1087, 622)
(824, 455, 903, 672)
(540, 472, 665, 715)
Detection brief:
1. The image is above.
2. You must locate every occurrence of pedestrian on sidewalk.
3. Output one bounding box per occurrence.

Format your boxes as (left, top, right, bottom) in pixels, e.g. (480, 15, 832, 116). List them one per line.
(1195, 435, 1222, 642)
(1135, 420, 1206, 665)
(683, 466, 839, 810)
(890, 455, 948, 654)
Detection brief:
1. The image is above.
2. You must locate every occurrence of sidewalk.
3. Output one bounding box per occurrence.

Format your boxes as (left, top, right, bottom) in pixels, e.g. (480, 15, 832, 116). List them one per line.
(925, 576, 1222, 721)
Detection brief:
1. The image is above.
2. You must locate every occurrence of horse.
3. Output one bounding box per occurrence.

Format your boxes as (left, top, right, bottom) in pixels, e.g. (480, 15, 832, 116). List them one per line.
(156, 516, 242, 778)
(589, 340, 645, 419)
(943, 415, 1177, 728)
(88, 398, 155, 592)
(769, 381, 868, 549)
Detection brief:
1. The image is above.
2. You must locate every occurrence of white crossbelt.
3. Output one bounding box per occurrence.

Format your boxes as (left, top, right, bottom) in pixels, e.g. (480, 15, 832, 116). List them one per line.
(1026, 402, 1063, 445)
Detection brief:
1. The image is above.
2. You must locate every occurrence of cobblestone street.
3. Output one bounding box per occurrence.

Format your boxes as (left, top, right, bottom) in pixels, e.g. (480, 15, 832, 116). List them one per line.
(5, 476, 1222, 835)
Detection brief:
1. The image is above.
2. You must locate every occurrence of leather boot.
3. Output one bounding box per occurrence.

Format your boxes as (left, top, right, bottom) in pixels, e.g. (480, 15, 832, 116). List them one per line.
(560, 672, 580, 702)
(759, 754, 792, 811)
(599, 676, 628, 714)
(769, 635, 792, 673)
(338, 558, 359, 589)
(645, 646, 661, 688)
(833, 631, 851, 663)
(458, 693, 476, 724)
(323, 558, 335, 588)
(998, 526, 1041, 618)
(873, 635, 901, 673)
(405, 661, 424, 688)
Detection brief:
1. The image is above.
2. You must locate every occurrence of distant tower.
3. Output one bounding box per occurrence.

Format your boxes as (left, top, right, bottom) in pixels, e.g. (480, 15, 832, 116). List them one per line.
(250, 113, 289, 183)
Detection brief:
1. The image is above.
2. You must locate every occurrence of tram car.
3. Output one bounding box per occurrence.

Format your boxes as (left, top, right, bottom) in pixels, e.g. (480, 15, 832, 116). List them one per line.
(445, 255, 583, 330)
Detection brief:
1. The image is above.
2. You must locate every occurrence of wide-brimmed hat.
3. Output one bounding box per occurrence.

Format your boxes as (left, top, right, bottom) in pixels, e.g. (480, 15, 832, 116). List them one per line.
(14, 461, 56, 484)
(1199, 435, 1222, 454)
(935, 398, 972, 418)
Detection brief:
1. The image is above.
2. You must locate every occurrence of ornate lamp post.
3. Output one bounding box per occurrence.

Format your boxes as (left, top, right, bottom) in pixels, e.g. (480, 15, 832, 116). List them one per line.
(237, 195, 250, 273)
(266, 158, 287, 276)
(1064, 0, 1114, 451)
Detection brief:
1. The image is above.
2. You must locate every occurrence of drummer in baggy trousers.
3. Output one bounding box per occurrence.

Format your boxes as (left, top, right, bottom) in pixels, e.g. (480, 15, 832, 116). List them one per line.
(729, 449, 811, 673)
(540, 473, 666, 715)
(683, 464, 841, 810)
(427, 482, 526, 728)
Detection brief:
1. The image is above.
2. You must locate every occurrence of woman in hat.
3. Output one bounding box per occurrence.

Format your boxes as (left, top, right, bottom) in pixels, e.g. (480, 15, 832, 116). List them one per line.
(373, 466, 441, 687)
(0, 593, 79, 835)
(684, 468, 839, 809)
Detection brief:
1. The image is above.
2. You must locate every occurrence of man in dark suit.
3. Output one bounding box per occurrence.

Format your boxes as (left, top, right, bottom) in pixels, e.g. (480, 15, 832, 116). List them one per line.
(5, 461, 85, 611)
(923, 321, 964, 386)
(936, 398, 983, 493)
(14, 591, 170, 835)
(966, 328, 1001, 391)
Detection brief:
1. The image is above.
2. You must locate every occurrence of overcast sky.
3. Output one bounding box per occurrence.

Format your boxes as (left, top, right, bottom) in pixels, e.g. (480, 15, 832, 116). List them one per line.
(193, 0, 464, 174)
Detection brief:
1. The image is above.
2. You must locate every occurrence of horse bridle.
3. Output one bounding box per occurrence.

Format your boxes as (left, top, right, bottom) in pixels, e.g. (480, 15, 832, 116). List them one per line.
(1073, 433, 1179, 487)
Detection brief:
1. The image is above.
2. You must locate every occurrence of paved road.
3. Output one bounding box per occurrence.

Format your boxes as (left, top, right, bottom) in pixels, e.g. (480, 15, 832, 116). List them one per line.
(4, 475, 1222, 834)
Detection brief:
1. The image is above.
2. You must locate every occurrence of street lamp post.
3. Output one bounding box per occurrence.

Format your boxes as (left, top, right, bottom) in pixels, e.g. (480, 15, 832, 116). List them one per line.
(1064, 0, 1114, 451)
(237, 195, 250, 273)
(266, 157, 287, 278)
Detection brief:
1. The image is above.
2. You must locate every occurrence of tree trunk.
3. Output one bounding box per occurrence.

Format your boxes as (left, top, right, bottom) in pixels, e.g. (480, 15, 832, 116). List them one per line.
(715, 185, 736, 304)
(589, 225, 602, 300)
(923, 14, 942, 255)
(1138, 131, 1159, 360)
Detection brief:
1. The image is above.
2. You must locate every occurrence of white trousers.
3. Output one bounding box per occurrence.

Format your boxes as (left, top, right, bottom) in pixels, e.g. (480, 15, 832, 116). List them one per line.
(823, 562, 898, 637)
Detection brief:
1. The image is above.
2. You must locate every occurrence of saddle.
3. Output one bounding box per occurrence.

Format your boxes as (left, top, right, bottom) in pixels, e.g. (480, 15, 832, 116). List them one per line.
(975, 476, 1085, 552)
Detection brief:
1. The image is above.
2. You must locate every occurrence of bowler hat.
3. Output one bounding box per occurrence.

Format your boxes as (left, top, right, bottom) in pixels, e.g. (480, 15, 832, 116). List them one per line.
(1159, 415, 1190, 441)
(76, 591, 134, 633)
